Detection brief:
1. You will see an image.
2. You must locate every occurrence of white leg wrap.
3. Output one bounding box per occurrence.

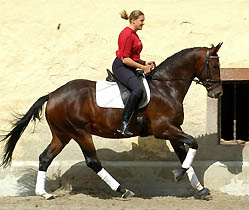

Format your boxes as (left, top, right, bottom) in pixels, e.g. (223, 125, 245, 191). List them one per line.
(35, 171, 47, 195)
(186, 167, 204, 191)
(182, 148, 197, 169)
(97, 168, 120, 191)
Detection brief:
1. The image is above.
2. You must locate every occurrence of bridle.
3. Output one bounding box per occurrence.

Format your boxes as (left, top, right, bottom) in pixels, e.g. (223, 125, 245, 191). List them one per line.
(193, 49, 222, 91)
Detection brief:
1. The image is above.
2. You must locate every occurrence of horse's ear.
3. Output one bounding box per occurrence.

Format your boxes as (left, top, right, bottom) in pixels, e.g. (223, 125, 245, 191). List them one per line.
(210, 42, 223, 55)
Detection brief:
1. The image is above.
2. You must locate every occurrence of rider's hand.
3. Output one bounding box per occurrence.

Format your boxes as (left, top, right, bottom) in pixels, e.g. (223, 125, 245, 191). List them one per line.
(145, 61, 156, 68)
(143, 64, 153, 74)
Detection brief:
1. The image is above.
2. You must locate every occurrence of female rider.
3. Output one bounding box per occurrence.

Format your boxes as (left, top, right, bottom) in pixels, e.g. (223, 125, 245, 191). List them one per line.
(112, 10, 155, 136)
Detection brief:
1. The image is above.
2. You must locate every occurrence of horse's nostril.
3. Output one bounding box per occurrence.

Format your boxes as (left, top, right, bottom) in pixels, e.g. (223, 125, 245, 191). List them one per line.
(217, 91, 223, 97)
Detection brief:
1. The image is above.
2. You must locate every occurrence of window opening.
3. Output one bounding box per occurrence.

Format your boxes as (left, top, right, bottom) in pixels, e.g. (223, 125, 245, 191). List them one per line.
(220, 81, 249, 144)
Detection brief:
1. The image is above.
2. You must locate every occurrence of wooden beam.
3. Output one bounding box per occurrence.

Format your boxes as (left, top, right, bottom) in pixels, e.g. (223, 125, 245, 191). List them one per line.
(221, 68, 249, 81)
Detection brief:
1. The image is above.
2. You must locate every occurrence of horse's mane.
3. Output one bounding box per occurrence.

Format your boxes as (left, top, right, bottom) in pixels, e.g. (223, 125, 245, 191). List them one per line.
(148, 46, 208, 79)
(158, 47, 202, 68)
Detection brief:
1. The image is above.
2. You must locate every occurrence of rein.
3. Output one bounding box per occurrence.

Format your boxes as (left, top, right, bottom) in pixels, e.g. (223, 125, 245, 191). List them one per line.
(148, 68, 186, 82)
(149, 77, 186, 81)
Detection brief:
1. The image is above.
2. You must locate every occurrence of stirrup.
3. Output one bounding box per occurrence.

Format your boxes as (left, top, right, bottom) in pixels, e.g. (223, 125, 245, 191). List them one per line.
(117, 121, 133, 136)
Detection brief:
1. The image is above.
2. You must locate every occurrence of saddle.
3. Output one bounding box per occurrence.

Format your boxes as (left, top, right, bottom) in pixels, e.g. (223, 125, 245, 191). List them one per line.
(105, 69, 147, 106)
(95, 70, 150, 137)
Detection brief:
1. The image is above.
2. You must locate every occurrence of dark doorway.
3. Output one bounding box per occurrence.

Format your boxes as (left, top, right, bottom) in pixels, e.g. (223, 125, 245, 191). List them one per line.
(220, 82, 249, 141)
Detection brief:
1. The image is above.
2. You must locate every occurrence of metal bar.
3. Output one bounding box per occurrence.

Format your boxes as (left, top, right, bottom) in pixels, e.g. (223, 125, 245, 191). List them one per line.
(233, 83, 238, 143)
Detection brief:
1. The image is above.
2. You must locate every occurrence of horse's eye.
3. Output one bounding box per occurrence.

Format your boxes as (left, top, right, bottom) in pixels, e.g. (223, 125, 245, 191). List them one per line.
(213, 64, 219, 69)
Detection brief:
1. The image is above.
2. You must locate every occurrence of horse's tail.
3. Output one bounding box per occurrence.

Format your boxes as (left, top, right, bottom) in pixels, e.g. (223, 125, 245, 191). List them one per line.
(0, 94, 49, 168)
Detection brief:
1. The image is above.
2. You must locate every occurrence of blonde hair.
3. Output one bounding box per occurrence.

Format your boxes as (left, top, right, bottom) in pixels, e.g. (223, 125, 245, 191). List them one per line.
(120, 10, 144, 23)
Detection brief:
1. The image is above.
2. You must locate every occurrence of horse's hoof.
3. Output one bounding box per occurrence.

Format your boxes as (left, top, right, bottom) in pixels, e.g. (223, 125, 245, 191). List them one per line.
(41, 193, 55, 200)
(172, 168, 186, 182)
(121, 189, 135, 199)
(198, 188, 212, 201)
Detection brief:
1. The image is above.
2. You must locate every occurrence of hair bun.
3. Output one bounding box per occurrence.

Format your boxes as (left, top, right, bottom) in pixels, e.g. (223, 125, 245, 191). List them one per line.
(120, 10, 129, 20)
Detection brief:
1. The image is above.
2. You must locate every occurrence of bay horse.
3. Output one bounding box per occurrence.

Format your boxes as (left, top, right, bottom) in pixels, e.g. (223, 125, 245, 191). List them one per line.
(0, 43, 223, 200)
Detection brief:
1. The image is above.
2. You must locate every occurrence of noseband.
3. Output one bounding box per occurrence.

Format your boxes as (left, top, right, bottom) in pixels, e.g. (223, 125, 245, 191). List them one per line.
(193, 49, 222, 91)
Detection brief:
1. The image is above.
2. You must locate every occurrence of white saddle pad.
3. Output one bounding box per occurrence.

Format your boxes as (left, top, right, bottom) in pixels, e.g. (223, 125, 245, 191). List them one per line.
(96, 78, 150, 109)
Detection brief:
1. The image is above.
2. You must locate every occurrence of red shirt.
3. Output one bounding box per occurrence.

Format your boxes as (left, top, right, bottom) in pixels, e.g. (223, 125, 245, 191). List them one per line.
(116, 27, 143, 61)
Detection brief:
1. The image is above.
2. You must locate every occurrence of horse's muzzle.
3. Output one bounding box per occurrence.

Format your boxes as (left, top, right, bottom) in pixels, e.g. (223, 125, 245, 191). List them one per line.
(207, 85, 223, 98)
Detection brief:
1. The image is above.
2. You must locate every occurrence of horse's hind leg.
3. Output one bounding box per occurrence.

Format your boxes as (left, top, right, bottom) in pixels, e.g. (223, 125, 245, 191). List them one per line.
(170, 141, 211, 200)
(75, 133, 134, 198)
(35, 130, 70, 199)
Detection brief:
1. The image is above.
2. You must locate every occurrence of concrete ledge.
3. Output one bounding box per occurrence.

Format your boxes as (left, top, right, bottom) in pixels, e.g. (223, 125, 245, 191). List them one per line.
(0, 160, 249, 196)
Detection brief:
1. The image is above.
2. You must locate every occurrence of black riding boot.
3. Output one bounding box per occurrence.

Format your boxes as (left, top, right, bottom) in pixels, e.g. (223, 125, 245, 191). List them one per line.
(117, 93, 140, 136)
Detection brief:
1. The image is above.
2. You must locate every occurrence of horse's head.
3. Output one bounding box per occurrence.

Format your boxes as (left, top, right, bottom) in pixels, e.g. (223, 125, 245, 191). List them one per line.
(195, 43, 223, 98)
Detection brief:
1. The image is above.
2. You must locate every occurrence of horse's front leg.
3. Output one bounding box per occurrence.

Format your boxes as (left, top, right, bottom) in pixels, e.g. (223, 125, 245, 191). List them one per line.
(170, 140, 211, 200)
(155, 126, 198, 181)
(169, 132, 198, 182)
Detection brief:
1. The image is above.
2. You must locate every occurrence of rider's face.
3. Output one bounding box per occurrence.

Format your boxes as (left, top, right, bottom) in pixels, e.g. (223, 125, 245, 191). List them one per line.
(131, 15, 145, 31)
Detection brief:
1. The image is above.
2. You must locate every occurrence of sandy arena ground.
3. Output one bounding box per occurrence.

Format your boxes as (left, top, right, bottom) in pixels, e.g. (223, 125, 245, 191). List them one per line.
(0, 190, 249, 210)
